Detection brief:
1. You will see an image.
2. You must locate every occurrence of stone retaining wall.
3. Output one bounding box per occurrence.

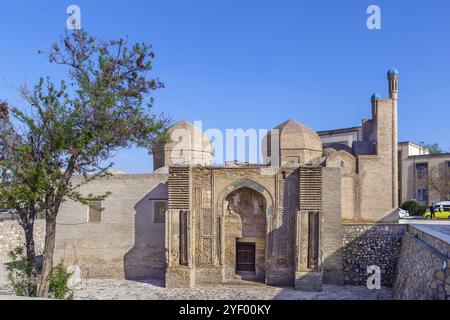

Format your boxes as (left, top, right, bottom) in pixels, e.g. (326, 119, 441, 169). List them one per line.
(0, 219, 45, 263)
(393, 226, 450, 300)
(342, 224, 406, 286)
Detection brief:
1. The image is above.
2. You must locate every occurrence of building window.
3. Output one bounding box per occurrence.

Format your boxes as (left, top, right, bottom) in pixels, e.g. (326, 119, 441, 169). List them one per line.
(416, 163, 428, 180)
(417, 188, 427, 202)
(153, 201, 167, 224)
(88, 200, 102, 223)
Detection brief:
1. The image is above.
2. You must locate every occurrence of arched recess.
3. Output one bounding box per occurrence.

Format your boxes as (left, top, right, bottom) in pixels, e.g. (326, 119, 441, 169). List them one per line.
(216, 179, 274, 216)
(215, 179, 275, 283)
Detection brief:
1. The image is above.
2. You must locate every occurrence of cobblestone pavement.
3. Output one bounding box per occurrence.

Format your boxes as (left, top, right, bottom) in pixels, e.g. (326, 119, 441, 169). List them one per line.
(73, 279, 393, 300)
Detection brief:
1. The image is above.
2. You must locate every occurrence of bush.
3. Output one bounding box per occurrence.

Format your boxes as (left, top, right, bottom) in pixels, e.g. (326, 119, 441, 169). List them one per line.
(401, 200, 427, 216)
(7, 246, 38, 297)
(8, 247, 74, 299)
(49, 262, 74, 300)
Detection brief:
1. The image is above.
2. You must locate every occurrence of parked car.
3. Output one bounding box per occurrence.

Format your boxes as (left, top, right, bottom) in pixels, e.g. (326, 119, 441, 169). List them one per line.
(398, 208, 409, 219)
(423, 201, 450, 219)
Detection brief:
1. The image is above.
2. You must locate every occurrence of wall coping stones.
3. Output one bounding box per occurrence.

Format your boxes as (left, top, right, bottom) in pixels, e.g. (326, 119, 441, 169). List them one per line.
(409, 225, 450, 258)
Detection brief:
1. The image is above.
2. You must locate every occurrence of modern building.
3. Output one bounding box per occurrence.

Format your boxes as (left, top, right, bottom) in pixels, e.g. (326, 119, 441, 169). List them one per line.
(398, 142, 450, 206)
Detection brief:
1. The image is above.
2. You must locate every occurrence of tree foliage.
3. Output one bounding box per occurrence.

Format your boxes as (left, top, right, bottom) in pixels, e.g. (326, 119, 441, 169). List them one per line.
(428, 166, 450, 201)
(423, 143, 443, 155)
(0, 30, 170, 297)
(400, 200, 427, 216)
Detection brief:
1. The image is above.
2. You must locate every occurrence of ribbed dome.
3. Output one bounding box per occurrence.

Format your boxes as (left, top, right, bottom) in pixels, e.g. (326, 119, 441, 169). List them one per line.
(275, 119, 322, 152)
(167, 120, 212, 150)
(152, 120, 212, 170)
(262, 119, 323, 165)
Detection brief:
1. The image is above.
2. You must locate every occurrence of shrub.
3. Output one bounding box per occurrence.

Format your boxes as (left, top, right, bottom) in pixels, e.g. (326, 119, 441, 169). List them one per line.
(49, 262, 74, 300)
(7, 246, 38, 297)
(401, 200, 427, 216)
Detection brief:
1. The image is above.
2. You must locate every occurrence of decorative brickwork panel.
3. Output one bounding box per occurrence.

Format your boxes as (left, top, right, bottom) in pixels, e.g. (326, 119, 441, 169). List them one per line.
(276, 170, 298, 268)
(201, 209, 214, 264)
(298, 211, 310, 271)
(202, 238, 213, 264)
(169, 166, 190, 210)
(299, 167, 322, 211)
(202, 189, 212, 208)
(277, 240, 288, 266)
(88, 200, 102, 223)
(202, 209, 213, 236)
(277, 209, 288, 234)
(153, 201, 167, 224)
(276, 210, 289, 267)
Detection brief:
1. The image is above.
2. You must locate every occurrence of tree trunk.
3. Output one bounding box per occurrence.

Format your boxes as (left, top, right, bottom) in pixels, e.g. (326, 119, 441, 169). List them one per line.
(37, 213, 57, 298)
(23, 215, 37, 296)
(17, 207, 37, 296)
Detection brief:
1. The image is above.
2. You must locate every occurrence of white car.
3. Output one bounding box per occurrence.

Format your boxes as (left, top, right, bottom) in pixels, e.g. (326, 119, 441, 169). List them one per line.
(398, 208, 409, 219)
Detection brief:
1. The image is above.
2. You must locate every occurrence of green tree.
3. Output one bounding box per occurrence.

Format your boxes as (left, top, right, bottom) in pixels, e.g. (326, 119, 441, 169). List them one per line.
(423, 143, 443, 155)
(428, 166, 450, 201)
(0, 30, 170, 297)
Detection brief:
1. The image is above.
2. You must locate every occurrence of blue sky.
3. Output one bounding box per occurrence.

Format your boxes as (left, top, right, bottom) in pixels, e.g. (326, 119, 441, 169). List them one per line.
(0, 0, 449, 173)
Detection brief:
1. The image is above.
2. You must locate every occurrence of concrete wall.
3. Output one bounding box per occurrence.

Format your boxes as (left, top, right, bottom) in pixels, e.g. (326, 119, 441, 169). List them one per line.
(394, 225, 450, 300)
(54, 173, 168, 279)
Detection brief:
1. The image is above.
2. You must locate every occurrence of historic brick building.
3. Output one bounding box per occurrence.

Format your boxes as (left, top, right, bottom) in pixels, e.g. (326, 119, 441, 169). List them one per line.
(54, 69, 401, 291)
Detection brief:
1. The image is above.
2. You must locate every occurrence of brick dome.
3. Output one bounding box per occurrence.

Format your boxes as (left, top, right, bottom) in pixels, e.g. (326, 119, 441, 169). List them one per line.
(263, 119, 323, 165)
(152, 120, 212, 170)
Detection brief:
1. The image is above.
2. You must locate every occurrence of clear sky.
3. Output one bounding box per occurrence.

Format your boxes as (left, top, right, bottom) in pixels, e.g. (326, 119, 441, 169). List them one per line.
(1, 0, 449, 173)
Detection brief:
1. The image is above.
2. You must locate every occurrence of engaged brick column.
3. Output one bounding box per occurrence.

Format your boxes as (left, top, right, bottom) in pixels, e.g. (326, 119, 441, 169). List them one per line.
(165, 166, 195, 288)
(294, 168, 323, 291)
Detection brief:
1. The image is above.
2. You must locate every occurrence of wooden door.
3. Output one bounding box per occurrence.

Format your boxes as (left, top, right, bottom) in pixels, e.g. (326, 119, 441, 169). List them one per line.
(236, 242, 256, 272)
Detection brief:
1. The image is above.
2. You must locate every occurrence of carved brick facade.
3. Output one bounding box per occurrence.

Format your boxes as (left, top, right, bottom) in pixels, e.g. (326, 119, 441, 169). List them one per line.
(165, 165, 340, 290)
(50, 69, 400, 292)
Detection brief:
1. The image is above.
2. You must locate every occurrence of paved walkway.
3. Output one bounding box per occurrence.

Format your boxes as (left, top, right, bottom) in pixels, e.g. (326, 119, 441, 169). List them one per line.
(73, 279, 392, 300)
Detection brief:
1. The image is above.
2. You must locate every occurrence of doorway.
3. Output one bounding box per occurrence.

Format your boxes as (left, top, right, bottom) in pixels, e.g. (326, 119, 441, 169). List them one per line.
(236, 242, 256, 272)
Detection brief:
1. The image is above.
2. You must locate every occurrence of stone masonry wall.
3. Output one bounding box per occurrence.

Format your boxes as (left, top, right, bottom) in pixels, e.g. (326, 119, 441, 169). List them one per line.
(343, 224, 406, 286)
(0, 218, 45, 263)
(393, 226, 450, 300)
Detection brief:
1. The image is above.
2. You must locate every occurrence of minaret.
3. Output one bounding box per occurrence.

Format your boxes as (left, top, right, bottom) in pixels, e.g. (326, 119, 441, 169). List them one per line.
(387, 68, 399, 208)
(371, 92, 381, 116)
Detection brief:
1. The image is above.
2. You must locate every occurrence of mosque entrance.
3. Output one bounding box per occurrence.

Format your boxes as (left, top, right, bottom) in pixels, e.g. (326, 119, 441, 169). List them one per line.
(224, 187, 266, 281)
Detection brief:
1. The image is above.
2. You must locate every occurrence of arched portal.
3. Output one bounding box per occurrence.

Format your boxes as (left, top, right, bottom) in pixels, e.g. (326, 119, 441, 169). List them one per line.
(225, 187, 267, 280)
